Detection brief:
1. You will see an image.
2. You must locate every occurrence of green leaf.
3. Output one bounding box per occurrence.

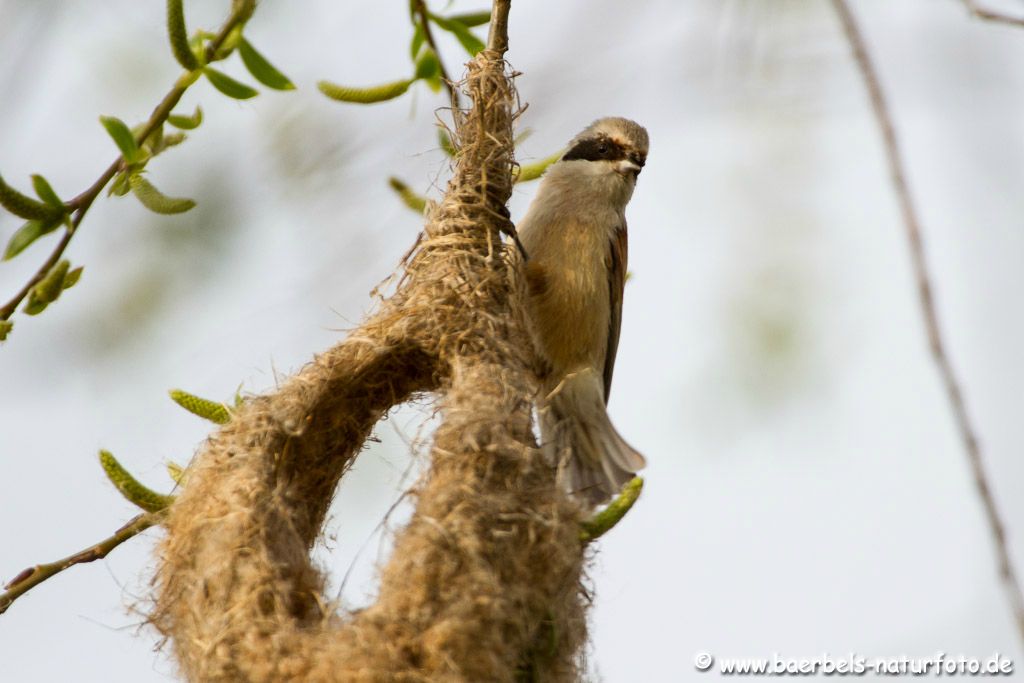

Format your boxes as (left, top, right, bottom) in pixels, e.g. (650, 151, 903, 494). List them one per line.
(140, 120, 186, 153)
(100, 116, 142, 164)
(22, 292, 48, 316)
(448, 10, 492, 27)
(430, 14, 485, 55)
(0, 320, 12, 342)
(3, 218, 61, 260)
(167, 106, 203, 130)
(514, 150, 564, 183)
(140, 123, 164, 152)
(514, 128, 534, 145)
(33, 259, 70, 305)
(99, 450, 175, 513)
(217, 24, 244, 59)
(187, 32, 207, 66)
(453, 26, 486, 56)
(62, 266, 83, 290)
(438, 129, 457, 157)
(129, 175, 196, 214)
(161, 132, 187, 149)
(388, 176, 427, 213)
(108, 172, 132, 197)
(317, 79, 413, 104)
(4, 221, 45, 260)
(167, 0, 201, 70)
(0, 174, 62, 220)
(410, 23, 426, 59)
(414, 49, 440, 80)
(146, 128, 186, 156)
(169, 389, 231, 424)
(203, 67, 259, 100)
(166, 461, 187, 485)
(238, 38, 295, 91)
(31, 175, 64, 209)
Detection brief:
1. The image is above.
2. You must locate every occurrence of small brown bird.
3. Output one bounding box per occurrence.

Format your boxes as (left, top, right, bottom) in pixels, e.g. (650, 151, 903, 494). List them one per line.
(518, 117, 649, 504)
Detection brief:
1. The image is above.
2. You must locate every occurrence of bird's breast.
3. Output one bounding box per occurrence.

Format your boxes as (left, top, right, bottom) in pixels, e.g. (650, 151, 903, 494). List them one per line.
(520, 213, 612, 379)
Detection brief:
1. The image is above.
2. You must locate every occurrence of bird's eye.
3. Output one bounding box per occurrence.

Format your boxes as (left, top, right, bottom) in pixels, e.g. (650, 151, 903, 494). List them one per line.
(597, 143, 609, 155)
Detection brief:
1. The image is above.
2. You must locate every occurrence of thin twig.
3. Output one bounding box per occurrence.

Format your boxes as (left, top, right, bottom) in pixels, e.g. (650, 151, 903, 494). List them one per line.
(0, 4, 255, 322)
(414, 0, 462, 113)
(0, 513, 158, 615)
(832, 0, 1024, 646)
(484, 0, 524, 260)
(487, 0, 512, 55)
(963, 0, 1024, 28)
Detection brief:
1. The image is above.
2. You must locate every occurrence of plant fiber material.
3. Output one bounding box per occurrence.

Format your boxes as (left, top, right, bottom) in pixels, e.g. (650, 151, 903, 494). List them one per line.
(151, 45, 588, 683)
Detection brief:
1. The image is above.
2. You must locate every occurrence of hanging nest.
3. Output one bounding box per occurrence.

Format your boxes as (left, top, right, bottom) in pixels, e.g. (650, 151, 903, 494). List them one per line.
(150, 38, 589, 683)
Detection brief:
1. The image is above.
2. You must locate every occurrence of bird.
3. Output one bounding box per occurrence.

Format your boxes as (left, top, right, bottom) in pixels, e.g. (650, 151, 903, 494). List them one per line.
(517, 117, 649, 505)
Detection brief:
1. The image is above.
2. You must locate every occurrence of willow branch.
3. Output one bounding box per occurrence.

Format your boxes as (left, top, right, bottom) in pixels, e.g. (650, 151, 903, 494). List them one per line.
(487, 0, 511, 55)
(832, 0, 1024, 646)
(963, 0, 1024, 28)
(414, 0, 462, 113)
(0, 2, 255, 322)
(0, 513, 157, 615)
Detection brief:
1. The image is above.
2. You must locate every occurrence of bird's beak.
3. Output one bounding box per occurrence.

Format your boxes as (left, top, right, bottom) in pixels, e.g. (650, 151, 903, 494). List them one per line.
(614, 159, 642, 177)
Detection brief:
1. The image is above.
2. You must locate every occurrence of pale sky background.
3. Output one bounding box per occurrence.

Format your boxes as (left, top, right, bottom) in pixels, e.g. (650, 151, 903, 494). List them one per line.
(2, 0, 1024, 680)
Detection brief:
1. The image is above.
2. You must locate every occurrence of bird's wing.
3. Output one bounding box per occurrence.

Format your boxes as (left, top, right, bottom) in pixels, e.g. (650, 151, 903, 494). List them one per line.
(603, 221, 628, 403)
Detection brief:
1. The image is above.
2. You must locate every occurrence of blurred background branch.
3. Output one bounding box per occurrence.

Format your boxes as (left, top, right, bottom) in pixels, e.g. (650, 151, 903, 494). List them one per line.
(963, 0, 1024, 28)
(833, 0, 1024, 646)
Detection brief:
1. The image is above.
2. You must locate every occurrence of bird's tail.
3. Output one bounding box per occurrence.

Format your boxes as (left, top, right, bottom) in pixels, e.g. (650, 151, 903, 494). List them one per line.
(539, 368, 646, 505)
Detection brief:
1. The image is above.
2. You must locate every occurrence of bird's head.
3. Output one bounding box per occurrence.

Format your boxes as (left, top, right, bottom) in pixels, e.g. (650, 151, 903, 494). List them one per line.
(560, 117, 649, 183)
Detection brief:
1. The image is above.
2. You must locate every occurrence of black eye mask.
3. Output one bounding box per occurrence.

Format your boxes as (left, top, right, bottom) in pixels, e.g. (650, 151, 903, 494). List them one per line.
(562, 136, 629, 162)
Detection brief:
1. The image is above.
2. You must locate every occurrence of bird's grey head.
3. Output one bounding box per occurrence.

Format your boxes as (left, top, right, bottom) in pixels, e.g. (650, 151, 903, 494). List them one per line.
(561, 117, 649, 181)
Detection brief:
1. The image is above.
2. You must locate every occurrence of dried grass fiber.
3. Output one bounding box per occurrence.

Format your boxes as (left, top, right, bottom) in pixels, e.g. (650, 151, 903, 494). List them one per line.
(151, 50, 588, 682)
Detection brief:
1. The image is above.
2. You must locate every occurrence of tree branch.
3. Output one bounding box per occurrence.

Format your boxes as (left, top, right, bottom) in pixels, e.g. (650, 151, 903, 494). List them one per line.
(832, 0, 1024, 646)
(0, 2, 255, 322)
(0, 513, 157, 615)
(487, 0, 512, 55)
